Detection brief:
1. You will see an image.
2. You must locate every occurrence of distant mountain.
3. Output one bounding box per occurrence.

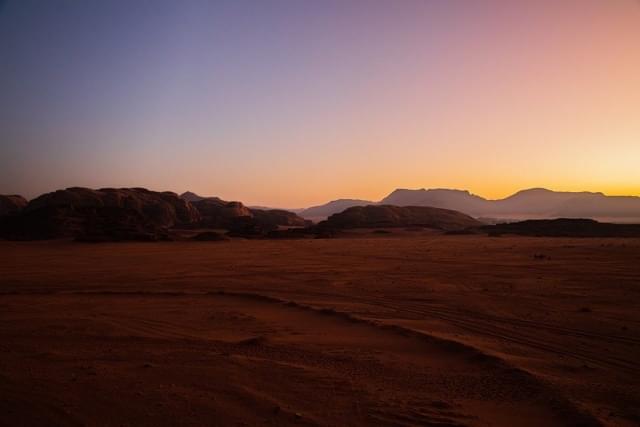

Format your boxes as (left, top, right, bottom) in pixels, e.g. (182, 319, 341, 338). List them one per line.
(305, 188, 640, 223)
(384, 188, 640, 222)
(479, 188, 607, 217)
(381, 188, 488, 214)
(321, 205, 481, 231)
(299, 199, 374, 221)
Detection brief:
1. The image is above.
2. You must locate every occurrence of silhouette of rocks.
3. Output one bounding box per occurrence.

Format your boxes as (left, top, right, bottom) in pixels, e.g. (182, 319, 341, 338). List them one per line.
(320, 205, 481, 231)
(179, 191, 208, 203)
(191, 199, 252, 229)
(0, 188, 199, 241)
(182, 192, 308, 232)
(249, 208, 309, 228)
(0, 195, 27, 216)
(300, 199, 373, 220)
(191, 231, 230, 242)
(482, 218, 640, 237)
(1, 188, 312, 241)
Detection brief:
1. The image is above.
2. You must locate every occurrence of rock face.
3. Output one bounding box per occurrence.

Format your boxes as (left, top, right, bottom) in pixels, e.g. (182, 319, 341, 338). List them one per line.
(190, 198, 252, 229)
(249, 208, 309, 228)
(304, 188, 640, 222)
(179, 191, 208, 203)
(0, 188, 200, 241)
(299, 199, 374, 221)
(482, 218, 640, 238)
(0, 188, 310, 241)
(0, 195, 28, 216)
(321, 205, 481, 231)
(181, 192, 308, 232)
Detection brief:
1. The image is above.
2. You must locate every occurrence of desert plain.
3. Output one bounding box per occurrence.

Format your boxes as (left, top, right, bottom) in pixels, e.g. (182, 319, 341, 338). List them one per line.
(0, 234, 638, 426)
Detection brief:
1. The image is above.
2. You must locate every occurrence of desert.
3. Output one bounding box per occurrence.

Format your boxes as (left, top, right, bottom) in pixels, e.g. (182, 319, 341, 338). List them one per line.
(2, 1, 639, 425)
(1, 234, 639, 426)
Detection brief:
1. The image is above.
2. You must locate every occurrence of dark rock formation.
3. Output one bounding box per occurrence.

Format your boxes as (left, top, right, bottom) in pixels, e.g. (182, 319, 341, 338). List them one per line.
(190, 198, 253, 229)
(1, 188, 311, 241)
(180, 191, 209, 203)
(299, 199, 373, 221)
(191, 231, 230, 242)
(0, 187, 199, 241)
(320, 205, 481, 231)
(0, 195, 28, 216)
(249, 208, 309, 228)
(482, 218, 640, 237)
(182, 191, 309, 232)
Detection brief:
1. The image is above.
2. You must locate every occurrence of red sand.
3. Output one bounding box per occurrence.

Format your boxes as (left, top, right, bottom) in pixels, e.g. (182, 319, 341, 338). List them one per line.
(1, 236, 638, 426)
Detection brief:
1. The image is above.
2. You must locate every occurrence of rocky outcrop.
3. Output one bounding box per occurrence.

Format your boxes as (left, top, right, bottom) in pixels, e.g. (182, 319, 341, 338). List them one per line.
(0, 187, 200, 241)
(321, 205, 481, 231)
(0, 188, 312, 241)
(182, 191, 308, 232)
(299, 199, 373, 221)
(482, 218, 640, 237)
(190, 199, 252, 229)
(0, 195, 28, 216)
(179, 191, 208, 203)
(249, 208, 309, 228)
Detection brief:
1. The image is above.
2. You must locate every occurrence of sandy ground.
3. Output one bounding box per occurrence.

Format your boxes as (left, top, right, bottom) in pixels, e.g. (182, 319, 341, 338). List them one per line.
(0, 235, 638, 426)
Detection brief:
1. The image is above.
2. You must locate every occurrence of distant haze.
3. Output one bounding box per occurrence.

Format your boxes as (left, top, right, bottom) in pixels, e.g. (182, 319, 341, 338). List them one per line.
(1, 1, 639, 207)
(177, 188, 640, 224)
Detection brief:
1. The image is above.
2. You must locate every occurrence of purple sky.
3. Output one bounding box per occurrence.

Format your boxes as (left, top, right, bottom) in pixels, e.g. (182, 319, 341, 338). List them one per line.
(1, 1, 639, 207)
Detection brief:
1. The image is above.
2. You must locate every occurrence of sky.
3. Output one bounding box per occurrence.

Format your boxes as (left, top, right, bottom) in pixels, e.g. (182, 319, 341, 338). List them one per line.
(1, 0, 639, 207)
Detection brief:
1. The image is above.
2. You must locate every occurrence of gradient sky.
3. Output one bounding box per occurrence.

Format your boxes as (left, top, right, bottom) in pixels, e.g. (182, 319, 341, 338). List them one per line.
(1, 0, 639, 207)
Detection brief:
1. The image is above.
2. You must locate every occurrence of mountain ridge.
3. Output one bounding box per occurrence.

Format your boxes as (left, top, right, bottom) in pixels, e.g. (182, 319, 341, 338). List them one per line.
(301, 187, 640, 222)
(0, 188, 309, 241)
